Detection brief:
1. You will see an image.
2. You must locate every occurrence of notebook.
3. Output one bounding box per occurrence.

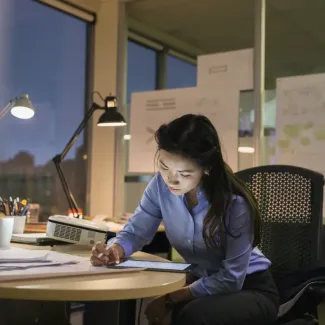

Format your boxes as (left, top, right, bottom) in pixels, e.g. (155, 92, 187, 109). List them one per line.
(11, 233, 65, 245)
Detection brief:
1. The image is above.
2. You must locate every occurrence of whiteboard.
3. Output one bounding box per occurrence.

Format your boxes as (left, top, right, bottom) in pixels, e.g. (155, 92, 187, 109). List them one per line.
(275, 73, 325, 219)
(128, 87, 239, 173)
(197, 48, 253, 91)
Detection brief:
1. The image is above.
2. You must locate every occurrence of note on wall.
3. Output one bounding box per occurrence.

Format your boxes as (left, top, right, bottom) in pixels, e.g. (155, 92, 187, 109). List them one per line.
(197, 48, 253, 91)
(128, 87, 239, 173)
(275, 73, 325, 218)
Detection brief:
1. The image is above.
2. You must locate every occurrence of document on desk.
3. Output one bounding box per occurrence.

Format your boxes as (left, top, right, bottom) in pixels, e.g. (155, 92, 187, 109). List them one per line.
(0, 247, 141, 282)
(0, 248, 50, 263)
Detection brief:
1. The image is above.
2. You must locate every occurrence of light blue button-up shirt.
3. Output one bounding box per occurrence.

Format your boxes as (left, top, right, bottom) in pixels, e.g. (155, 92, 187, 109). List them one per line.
(114, 172, 271, 297)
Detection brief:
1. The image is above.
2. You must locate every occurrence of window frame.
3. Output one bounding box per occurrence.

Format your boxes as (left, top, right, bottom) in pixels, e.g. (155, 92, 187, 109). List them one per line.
(128, 33, 197, 92)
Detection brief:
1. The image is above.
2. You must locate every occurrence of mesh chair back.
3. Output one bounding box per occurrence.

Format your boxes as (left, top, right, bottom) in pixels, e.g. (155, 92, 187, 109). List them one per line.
(235, 165, 324, 281)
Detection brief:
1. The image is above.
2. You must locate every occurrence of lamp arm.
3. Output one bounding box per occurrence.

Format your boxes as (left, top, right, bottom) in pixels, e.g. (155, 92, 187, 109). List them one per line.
(56, 102, 101, 162)
(53, 159, 80, 216)
(52, 102, 101, 217)
(0, 101, 13, 120)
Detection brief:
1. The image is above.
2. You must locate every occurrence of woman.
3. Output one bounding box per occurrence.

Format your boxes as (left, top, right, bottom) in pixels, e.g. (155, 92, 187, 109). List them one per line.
(91, 114, 279, 325)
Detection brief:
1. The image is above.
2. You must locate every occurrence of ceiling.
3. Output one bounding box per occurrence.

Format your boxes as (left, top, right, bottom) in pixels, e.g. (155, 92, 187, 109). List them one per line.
(126, 0, 325, 88)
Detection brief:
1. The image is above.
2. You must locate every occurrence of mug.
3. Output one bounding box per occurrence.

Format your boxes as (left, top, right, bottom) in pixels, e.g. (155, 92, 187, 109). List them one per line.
(0, 217, 14, 249)
(13, 215, 27, 234)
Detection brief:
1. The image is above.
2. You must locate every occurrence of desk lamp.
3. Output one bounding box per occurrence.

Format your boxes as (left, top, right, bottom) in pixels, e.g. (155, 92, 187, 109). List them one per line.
(52, 94, 126, 218)
(0, 93, 35, 120)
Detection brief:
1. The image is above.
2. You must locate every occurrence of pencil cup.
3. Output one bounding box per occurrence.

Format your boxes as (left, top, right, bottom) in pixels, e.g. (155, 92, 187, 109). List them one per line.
(0, 217, 14, 249)
(13, 215, 26, 234)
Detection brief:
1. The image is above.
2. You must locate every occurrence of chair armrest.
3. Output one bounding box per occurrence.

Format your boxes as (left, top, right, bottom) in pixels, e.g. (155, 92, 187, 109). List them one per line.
(309, 283, 325, 296)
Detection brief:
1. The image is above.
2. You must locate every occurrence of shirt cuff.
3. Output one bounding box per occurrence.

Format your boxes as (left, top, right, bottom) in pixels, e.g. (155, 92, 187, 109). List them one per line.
(189, 278, 209, 297)
(113, 239, 133, 258)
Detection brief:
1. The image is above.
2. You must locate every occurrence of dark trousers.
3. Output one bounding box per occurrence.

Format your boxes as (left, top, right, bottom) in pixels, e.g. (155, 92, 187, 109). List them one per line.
(173, 269, 279, 325)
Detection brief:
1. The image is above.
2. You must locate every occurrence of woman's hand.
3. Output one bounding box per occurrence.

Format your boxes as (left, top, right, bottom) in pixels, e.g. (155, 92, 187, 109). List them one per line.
(169, 287, 194, 303)
(145, 295, 171, 325)
(90, 241, 125, 266)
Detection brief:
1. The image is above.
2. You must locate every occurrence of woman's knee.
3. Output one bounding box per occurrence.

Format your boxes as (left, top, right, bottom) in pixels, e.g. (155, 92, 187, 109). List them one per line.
(173, 301, 203, 325)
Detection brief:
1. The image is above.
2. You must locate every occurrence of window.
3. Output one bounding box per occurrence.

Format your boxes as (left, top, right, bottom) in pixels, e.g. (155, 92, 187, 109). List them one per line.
(0, 0, 89, 221)
(166, 55, 197, 89)
(126, 40, 157, 103)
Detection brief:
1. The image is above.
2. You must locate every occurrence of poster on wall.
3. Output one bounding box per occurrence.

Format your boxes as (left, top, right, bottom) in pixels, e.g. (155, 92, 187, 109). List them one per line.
(275, 73, 325, 218)
(197, 48, 253, 91)
(128, 87, 239, 174)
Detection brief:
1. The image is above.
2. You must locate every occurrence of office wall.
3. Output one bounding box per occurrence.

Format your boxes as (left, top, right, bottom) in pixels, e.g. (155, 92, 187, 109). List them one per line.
(88, 1, 127, 217)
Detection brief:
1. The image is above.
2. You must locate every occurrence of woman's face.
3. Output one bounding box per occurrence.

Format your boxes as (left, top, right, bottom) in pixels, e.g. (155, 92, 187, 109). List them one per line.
(157, 150, 204, 196)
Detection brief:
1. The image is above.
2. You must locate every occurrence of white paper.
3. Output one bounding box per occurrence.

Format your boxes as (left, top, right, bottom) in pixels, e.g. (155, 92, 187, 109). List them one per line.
(0, 247, 140, 282)
(0, 247, 93, 281)
(0, 247, 82, 270)
(129, 88, 239, 173)
(0, 247, 49, 263)
(197, 48, 253, 91)
(0, 261, 78, 271)
(275, 73, 325, 219)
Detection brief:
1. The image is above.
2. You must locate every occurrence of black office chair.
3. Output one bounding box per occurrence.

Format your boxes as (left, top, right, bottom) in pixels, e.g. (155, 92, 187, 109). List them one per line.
(235, 165, 325, 323)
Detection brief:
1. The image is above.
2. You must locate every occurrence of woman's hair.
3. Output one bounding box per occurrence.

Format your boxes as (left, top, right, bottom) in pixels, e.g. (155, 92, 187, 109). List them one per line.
(155, 114, 261, 248)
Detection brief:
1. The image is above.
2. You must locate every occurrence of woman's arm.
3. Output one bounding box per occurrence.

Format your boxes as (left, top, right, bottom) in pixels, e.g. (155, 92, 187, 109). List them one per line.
(113, 174, 162, 257)
(189, 197, 255, 297)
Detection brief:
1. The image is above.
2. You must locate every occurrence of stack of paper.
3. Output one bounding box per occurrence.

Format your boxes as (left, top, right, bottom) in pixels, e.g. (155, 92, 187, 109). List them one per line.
(0, 247, 140, 282)
(0, 248, 81, 272)
(11, 233, 58, 244)
(0, 261, 79, 272)
(0, 253, 50, 264)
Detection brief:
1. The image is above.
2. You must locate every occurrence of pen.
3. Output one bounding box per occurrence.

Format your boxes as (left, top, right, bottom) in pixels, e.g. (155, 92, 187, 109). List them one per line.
(4, 202, 9, 216)
(0, 197, 30, 216)
(97, 238, 119, 262)
(9, 197, 13, 215)
(21, 203, 29, 216)
(0, 199, 4, 218)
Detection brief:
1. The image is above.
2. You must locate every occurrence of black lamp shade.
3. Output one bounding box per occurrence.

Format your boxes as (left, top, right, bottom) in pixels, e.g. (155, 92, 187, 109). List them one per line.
(97, 108, 126, 127)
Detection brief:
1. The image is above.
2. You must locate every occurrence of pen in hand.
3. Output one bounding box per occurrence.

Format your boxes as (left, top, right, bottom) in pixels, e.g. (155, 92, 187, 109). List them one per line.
(92, 240, 123, 266)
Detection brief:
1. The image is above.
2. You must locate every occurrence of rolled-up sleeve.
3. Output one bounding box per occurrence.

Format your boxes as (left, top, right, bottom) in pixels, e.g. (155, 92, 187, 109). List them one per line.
(113, 174, 162, 257)
(190, 197, 253, 297)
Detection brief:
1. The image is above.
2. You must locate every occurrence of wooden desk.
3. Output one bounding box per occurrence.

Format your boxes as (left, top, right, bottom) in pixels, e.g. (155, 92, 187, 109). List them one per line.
(0, 243, 184, 301)
(24, 223, 47, 233)
(0, 243, 184, 325)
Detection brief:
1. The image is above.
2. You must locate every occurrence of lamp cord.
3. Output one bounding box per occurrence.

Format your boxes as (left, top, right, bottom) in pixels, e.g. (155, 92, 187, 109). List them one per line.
(93, 91, 105, 103)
